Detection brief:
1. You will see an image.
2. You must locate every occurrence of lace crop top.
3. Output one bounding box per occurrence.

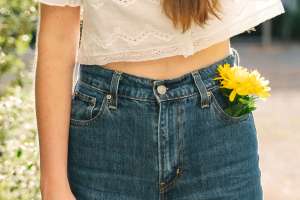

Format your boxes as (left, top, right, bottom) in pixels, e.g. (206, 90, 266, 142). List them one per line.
(38, 0, 285, 65)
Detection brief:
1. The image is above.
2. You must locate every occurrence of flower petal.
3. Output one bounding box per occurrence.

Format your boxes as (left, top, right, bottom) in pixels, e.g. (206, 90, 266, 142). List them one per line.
(229, 90, 237, 102)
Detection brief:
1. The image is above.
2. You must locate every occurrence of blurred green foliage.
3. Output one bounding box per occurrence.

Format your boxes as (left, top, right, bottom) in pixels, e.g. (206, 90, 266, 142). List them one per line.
(0, 84, 41, 200)
(229, 1, 300, 41)
(273, 1, 300, 41)
(0, 0, 41, 199)
(0, 0, 38, 88)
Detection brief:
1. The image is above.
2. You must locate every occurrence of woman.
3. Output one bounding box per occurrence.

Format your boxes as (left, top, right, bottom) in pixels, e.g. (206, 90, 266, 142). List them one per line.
(35, 0, 285, 199)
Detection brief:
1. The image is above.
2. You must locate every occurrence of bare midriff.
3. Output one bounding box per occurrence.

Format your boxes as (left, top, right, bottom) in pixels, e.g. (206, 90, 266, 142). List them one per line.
(103, 39, 231, 80)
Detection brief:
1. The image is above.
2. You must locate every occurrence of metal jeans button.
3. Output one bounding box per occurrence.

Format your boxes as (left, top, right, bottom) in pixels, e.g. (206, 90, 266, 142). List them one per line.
(157, 85, 167, 95)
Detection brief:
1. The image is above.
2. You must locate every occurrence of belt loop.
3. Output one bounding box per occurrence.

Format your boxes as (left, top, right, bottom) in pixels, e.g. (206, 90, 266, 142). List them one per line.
(231, 47, 240, 66)
(108, 70, 122, 110)
(191, 71, 210, 108)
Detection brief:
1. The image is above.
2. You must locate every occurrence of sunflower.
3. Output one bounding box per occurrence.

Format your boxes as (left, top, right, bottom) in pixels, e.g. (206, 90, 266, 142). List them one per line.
(214, 63, 271, 102)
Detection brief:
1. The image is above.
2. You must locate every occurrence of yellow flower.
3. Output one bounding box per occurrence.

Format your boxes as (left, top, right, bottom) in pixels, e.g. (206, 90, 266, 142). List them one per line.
(214, 63, 271, 102)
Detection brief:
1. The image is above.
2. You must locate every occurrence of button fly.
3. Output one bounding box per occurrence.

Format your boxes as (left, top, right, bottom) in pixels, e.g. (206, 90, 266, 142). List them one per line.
(157, 85, 167, 95)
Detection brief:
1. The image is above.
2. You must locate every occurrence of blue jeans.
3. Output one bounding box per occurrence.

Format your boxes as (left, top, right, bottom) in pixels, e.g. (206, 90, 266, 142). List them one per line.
(67, 48, 263, 200)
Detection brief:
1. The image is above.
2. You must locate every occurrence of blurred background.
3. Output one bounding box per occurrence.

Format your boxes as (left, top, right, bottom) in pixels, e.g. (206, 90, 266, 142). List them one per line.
(0, 0, 299, 199)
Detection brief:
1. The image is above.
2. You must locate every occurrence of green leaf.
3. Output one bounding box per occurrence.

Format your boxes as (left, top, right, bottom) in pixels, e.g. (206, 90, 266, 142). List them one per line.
(224, 95, 257, 117)
(16, 148, 22, 158)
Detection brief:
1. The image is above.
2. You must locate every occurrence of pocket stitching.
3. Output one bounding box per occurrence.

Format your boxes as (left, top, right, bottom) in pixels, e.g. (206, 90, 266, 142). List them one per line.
(70, 90, 108, 126)
(209, 89, 250, 122)
(74, 90, 96, 105)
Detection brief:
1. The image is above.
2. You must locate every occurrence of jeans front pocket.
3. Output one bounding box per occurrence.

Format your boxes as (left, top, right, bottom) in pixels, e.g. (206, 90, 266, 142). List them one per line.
(208, 86, 250, 123)
(70, 81, 108, 127)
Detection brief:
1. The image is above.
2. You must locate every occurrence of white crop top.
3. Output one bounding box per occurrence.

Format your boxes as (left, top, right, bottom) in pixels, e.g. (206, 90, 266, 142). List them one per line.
(38, 0, 285, 65)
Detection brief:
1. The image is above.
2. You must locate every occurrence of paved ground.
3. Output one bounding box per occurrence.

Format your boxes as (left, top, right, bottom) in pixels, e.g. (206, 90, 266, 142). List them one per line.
(232, 41, 300, 200)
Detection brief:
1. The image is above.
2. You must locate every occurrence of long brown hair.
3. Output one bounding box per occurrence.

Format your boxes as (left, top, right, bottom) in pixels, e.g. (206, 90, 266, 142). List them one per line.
(161, 0, 221, 33)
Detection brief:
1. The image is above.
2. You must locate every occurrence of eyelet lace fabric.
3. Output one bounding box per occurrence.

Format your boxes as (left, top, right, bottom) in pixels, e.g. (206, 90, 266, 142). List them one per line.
(37, 0, 285, 65)
(38, 0, 81, 7)
(101, 24, 176, 48)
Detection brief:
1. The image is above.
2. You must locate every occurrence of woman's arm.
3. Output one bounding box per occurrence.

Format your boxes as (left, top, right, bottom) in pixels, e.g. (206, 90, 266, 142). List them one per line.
(34, 3, 80, 199)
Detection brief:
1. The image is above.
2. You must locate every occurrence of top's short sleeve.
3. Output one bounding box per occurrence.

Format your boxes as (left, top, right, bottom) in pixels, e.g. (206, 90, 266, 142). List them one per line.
(38, 0, 81, 7)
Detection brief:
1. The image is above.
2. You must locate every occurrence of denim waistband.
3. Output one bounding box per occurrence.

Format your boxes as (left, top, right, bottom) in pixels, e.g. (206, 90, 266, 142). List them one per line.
(76, 48, 239, 102)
